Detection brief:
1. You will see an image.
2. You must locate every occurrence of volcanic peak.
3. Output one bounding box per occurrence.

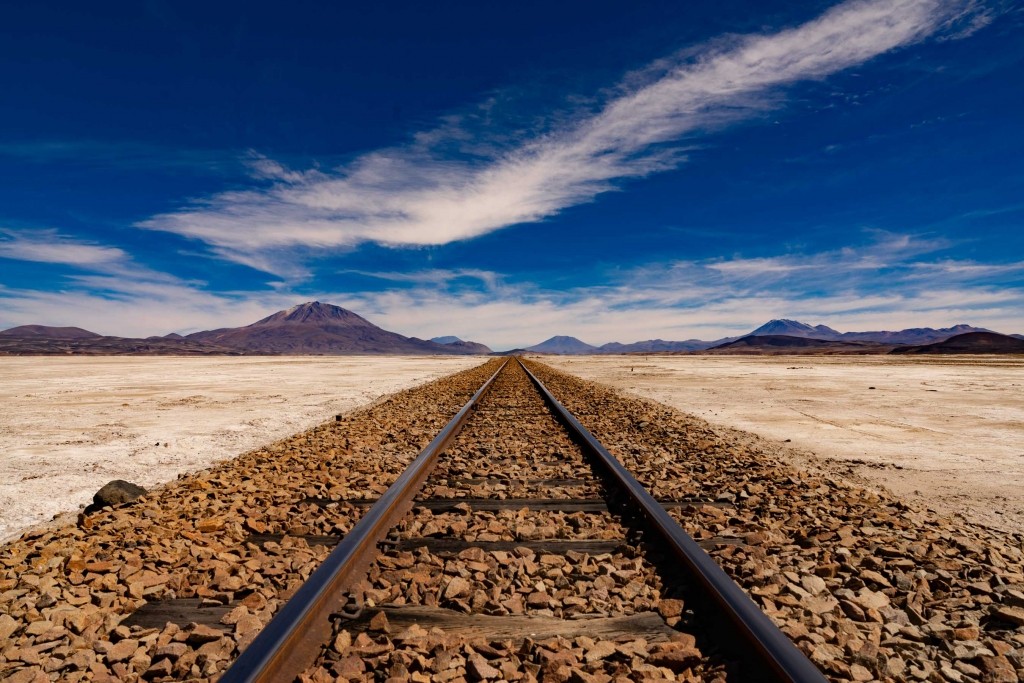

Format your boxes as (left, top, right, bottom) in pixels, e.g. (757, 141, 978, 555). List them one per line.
(431, 336, 463, 345)
(527, 336, 599, 354)
(252, 301, 374, 327)
(0, 325, 101, 339)
(749, 319, 841, 339)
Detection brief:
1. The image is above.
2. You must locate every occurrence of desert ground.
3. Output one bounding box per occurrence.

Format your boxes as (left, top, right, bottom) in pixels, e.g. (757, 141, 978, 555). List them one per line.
(544, 354, 1024, 534)
(0, 356, 486, 541)
(4, 354, 1021, 543)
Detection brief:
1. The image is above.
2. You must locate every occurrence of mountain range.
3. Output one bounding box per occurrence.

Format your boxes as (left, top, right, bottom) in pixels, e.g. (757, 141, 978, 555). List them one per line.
(706, 335, 888, 355)
(522, 319, 1011, 354)
(1, 308, 1020, 356)
(0, 302, 491, 356)
(742, 319, 991, 345)
(0, 327, 244, 355)
(182, 302, 492, 355)
(891, 331, 1024, 355)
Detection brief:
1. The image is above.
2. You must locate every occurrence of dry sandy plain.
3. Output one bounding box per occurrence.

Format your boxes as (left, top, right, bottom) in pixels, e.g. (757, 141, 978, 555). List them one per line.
(3, 353, 1021, 543)
(0, 356, 486, 541)
(545, 354, 1024, 534)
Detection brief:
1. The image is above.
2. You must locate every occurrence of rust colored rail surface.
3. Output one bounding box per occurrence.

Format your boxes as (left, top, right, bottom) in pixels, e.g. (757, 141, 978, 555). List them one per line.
(221, 356, 827, 683)
(218, 359, 508, 683)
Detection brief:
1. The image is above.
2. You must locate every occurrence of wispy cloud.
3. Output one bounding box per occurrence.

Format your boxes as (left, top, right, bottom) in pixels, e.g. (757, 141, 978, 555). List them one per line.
(696, 232, 955, 288)
(908, 259, 1024, 277)
(0, 283, 297, 338)
(339, 268, 502, 289)
(707, 257, 818, 275)
(0, 229, 128, 266)
(0, 228, 254, 337)
(139, 0, 989, 275)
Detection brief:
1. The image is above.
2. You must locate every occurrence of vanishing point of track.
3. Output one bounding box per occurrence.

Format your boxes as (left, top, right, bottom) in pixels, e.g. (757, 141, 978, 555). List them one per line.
(219, 357, 827, 682)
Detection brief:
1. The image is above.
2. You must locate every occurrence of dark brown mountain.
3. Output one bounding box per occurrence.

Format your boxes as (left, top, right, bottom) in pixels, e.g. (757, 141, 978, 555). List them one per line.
(599, 339, 715, 353)
(0, 334, 242, 356)
(0, 325, 101, 339)
(0, 324, 235, 355)
(745, 319, 992, 344)
(491, 348, 528, 356)
(526, 336, 599, 354)
(705, 335, 892, 355)
(436, 339, 492, 354)
(890, 332, 1024, 355)
(0, 302, 490, 356)
(184, 301, 485, 355)
(838, 323, 991, 345)
(522, 320, 996, 355)
(430, 336, 493, 354)
(748, 319, 842, 339)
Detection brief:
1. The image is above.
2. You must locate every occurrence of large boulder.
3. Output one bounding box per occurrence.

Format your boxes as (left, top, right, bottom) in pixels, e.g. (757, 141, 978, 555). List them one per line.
(92, 480, 147, 508)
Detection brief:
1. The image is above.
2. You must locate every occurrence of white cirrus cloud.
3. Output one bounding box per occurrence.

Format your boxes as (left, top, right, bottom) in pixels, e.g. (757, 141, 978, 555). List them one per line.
(0, 229, 128, 267)
(338, 268, 503, 290)
(138, 0, 991, 275)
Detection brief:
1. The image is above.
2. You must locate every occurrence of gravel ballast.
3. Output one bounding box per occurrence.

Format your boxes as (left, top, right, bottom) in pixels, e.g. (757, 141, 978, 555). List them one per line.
(1, 358, 1022, 682)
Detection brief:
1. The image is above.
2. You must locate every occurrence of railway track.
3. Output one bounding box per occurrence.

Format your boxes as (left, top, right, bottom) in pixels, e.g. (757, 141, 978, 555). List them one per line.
(4, 357, 1023, 682)
(218, 358, 826, 682)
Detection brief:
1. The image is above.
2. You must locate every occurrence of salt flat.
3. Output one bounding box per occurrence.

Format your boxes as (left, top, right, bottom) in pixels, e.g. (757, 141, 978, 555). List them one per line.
(544, 355, 1024, 533)
(0, 356, 485, 541)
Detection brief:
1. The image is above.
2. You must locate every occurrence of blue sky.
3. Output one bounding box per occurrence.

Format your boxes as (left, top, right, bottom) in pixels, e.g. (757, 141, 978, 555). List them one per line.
(1, 0, 1022, 348)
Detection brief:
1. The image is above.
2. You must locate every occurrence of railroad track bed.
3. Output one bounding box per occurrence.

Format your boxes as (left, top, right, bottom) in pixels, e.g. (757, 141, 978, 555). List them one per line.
(0, 358, 1022, 682)
(0, 361, 502, 682)
(295, 360, 727, 682)
(522, 362, 1024, 682)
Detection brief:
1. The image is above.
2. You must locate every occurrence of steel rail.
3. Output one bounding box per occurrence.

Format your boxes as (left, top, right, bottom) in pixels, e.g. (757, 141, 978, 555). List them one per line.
(219, 358, 509, 683)
(518, 358, 828, 683)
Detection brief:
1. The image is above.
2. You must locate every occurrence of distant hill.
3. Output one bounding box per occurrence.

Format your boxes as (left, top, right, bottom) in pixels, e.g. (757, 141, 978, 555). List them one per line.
(521, 318, 993, 356)
(492, 348, 528, 356)
(706, 335, 892, 355)
(0, 324, 233, 355)
(890, 332, 1024, 355)
(2, 310, 1008, 357)
(714, 335, 840, 349)
(748, 319, 841, 339)
(0, 302, 490, 356)
(526, 336, 599, 354)
(599, 339, 716, 353)
(744, 319, 991, 345)
(185, 301, 483, 355)
(429, 335, 492, 354)
(838, 323, 990, 345)
(435, 339, 492, 354)
(0, 325, 101, 340)
(0, 334, 242, 356)
(581, 320, 996, 356)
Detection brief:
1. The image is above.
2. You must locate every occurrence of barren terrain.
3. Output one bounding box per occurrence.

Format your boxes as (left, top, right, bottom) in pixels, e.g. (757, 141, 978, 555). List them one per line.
(4, 358, 1022, 681)
(544, 354, 1024, 533)
(0, 356, 486, 541)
